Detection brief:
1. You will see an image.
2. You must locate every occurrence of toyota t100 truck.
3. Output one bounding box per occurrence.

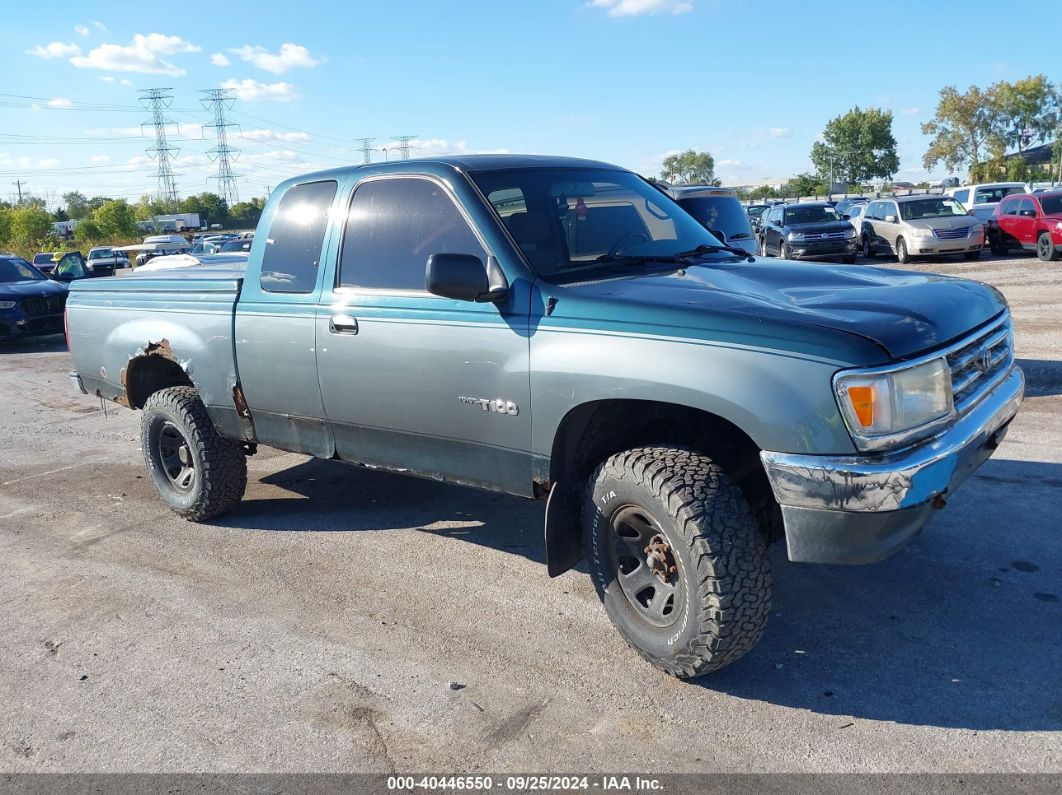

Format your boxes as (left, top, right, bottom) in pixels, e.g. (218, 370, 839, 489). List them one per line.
(66, 156, 1024, 678)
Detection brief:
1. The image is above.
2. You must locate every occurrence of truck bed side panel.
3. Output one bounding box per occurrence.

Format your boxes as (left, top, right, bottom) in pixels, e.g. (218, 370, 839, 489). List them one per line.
(66, 274, 249, 438)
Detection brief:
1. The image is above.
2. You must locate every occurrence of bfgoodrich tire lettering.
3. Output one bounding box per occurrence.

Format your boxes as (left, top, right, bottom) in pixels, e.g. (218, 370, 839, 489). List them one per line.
(584, 446, 772, 678)
(142, 386, 247, 521)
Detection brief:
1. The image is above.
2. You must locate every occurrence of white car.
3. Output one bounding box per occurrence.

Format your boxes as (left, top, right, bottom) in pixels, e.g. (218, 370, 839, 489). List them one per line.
(133, 252, 248, 272)
(945, 182, 1031, 225)
(843, 201, 869, 233)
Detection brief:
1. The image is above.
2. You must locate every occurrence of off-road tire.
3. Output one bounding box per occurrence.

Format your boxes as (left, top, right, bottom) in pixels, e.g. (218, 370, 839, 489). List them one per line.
(584, 446, 772, 678)
(141, 386, 247, 521)
(896, 236, 910, 264)
(1037, 232, 1057, 262)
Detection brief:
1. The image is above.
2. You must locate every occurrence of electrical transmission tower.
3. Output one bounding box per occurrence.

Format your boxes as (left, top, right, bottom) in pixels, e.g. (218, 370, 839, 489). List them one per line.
(391, 135, 417, 160)
(354, 137, 376, 165)
(139, 88, 180, 203)
(200, 88, 242, 205)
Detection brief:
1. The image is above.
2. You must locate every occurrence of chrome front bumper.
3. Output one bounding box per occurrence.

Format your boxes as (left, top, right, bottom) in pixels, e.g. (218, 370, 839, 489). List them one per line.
(760, 366, 1025, 563)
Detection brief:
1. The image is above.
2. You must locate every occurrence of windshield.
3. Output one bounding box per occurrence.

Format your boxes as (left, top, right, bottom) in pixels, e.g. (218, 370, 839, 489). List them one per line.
(783, 205, 842, 225)
(32, 254, 54, 265)
(899, 197, 968, 220)
(469, 167, 722, 281)
(0, 258, 46, 283)
(88, 248, 112, 259)
(676, 196, 754, 240)
(219, 240, 250, 252)
(1041, 195, 1062, 215)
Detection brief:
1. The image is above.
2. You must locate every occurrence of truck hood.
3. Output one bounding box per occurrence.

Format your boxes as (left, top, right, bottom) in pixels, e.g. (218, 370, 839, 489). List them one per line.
(0, 279, 68, 300)
(548, 259, 1006, 362)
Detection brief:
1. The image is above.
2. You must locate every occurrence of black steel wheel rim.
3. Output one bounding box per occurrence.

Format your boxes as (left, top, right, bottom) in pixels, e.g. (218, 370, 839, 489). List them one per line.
(157, 421, 196, 493)
(608, 506, 685, 628)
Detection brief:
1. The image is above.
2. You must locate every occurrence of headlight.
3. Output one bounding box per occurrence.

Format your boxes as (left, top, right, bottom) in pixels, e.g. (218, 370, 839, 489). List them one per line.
(834, 358, 954, 451)
(788, 232, 805, 241)
(0, 301, 16, 310)
(910, 227, 933, 238)
(844, 227, 857, 239)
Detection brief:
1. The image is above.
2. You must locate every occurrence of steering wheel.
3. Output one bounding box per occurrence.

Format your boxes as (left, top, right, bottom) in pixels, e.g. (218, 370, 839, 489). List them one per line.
(606, 231, 650, 259)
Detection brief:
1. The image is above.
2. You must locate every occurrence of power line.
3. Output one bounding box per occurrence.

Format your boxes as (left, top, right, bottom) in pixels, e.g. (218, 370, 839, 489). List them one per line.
(139, 88, 180, 203)
(391, 135, 417, 160)
(354, 137, 375, 165)
(200, 88, 241, 205)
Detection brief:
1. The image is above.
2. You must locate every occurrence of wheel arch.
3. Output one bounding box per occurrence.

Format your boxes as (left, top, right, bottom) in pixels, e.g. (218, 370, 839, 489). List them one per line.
(542, 398, 782, 577)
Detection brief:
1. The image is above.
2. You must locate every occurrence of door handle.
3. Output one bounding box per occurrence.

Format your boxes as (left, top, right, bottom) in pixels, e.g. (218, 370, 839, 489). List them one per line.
(329, 314, 358, 335)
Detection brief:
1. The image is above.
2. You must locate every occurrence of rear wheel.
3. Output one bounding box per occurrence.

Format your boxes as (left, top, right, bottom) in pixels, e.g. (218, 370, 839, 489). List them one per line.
(896, 237, 910, 264)
(584, 446, 772, 678)
(141, 386, 247, 521)
(1037, 232, 1057, 262)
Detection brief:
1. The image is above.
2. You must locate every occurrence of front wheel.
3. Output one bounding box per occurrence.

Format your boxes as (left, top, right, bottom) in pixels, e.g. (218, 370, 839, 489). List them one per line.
(964, 249, 982, 261)
(584, 447, 772, 678)
(141, 386, 248, 521)
(895, 237, 910, 264)
(862, 234, 875, 258)
(989, 232, 1008, 256)
(758, 236, 769, 257)
(1037, 232, 1057, 262)
(780, 241, 793, 260)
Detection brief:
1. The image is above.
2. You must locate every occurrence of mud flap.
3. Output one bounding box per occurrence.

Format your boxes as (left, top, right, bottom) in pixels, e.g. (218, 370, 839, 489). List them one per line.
(544, 482, 584, 577)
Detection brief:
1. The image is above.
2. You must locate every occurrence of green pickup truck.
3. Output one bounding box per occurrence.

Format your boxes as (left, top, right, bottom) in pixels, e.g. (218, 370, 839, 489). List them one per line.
(67, 156, 1024, 677)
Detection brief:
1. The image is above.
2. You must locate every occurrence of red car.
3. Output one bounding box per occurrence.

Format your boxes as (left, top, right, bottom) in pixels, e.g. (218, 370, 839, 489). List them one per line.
(989, 191, 1062, 261)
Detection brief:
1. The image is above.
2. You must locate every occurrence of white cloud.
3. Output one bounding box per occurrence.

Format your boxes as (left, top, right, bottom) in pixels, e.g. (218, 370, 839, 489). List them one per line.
(70, 33, 201, 76)
(120, 78, 133, 86)
(210, 52, 230, 66)
(237, 128, 309, 142)
(74, 24, 90, 36)
(395, 139, 509, 158)
(26, 41, 82, 59)
(46, 98, 74, 108)
(589, 0, 693, 17)
(92, 20, 106, 31)
(228, 43, 324, 74)
(90, 154, 111, 164)
(719, 158, 741, 166)
(768, 127, 792, 139)
(899, 107, 920, 116)
(220, 78, 299, 102)
(0, 154, 60, 168)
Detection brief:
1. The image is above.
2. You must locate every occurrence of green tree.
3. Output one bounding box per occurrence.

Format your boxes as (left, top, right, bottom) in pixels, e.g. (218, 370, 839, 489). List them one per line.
(62, 191, 90, 219)
(747, 185, 779, 200)
(785, 173, 828, 197)
(0, 207, 12, 246)
(74, 219, 103, 242)
(180, 192, 228, 226)
(922, 85, 1005, 176)
(92, 200, 137, 238)
(994, 75, 1058, 153)
(8, 205, 52, 245)
(811, 107, 899, 185)
(228, 199, 264, 228)
(661, 149, 720, 185)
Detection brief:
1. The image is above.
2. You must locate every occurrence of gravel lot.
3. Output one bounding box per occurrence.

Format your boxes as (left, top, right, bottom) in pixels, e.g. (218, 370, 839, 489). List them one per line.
(1, 252, 1059, 774)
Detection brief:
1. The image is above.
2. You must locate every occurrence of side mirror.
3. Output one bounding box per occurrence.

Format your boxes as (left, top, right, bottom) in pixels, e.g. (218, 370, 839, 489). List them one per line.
(426, 253, 509, 303)
(52, 271, 74, 282)
(884, 214, 898, 223)
(841, 214, 851, 221)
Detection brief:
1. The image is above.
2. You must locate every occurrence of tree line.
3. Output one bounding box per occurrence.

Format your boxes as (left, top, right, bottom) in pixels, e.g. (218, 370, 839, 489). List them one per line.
(0, 191, 266, 259)
(660, 73, 1059, 196)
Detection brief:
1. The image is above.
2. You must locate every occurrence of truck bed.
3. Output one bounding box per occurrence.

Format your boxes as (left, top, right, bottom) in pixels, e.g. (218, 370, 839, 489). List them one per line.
(66, 270, 245, 430)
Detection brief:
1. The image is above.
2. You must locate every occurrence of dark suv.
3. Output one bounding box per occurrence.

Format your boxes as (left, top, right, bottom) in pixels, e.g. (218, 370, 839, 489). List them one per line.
(758, 202, 859, 263)
(669, 186, 757, 255)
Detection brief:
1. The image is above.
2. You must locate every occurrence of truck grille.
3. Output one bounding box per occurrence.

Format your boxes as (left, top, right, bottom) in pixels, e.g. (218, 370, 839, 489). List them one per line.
(20, 294, 67, 317)
(946, 317, 1013, 414)
(933, 226, 970, 240)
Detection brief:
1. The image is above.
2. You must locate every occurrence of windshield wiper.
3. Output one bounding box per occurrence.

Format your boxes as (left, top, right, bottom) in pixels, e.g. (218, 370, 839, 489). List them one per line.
(674, 243, 755, 262)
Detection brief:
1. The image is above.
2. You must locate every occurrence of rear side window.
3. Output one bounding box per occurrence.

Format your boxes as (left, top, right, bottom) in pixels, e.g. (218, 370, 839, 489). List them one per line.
(260, 180, 338, 294)
(338, 177, 486, 291)
(953, 189, 969, 205)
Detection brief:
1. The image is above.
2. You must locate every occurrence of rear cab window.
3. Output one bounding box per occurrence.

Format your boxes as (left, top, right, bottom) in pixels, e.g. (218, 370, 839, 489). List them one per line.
(260, 180, 338, 294)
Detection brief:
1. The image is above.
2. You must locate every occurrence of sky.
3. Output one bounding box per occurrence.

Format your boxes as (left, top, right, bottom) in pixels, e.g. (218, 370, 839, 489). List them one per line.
(1, 0, 1060, 208)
